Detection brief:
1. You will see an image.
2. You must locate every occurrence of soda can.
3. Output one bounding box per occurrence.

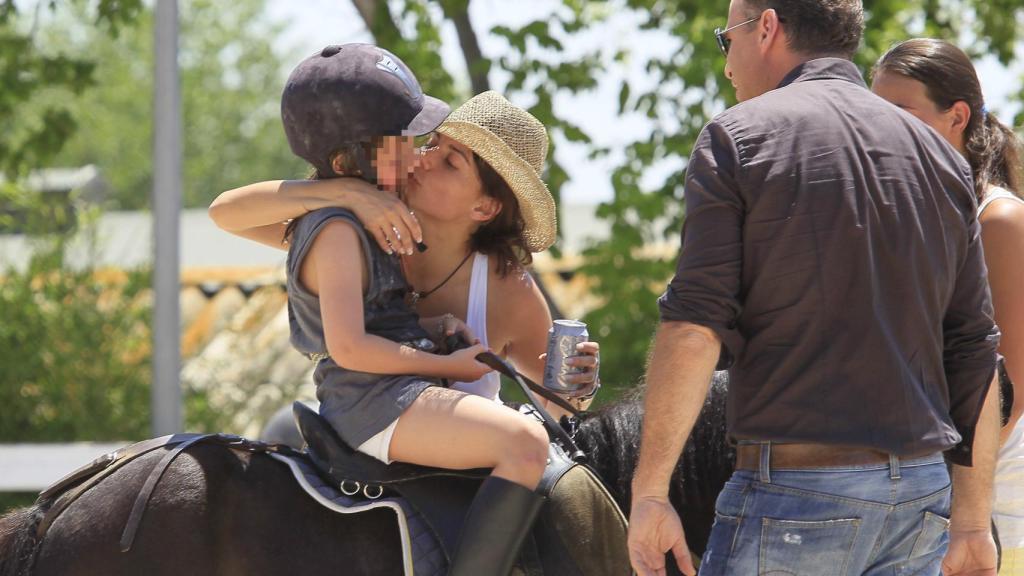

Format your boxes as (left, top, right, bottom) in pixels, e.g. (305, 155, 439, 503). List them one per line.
(542, 320, 589, 395)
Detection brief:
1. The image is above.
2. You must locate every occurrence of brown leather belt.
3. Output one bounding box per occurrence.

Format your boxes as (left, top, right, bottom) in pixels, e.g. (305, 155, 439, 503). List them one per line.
(735, 443, 899, 470)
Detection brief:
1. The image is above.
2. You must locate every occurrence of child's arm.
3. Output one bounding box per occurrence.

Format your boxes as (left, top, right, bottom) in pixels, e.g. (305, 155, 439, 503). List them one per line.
(309, 220, 491, 382)
(209, 179, 422, 254)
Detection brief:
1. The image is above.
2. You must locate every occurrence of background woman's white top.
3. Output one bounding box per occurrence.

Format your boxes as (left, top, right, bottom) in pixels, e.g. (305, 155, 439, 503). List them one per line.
(981, 187, 1024, 549)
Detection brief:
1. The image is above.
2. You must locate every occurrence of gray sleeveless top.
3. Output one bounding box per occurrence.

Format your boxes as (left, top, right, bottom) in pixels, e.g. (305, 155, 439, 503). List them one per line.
(287, 207, 437, 447)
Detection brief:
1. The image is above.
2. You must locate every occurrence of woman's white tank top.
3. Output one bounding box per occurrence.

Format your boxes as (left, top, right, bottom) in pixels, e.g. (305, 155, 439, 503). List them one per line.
(450, 253, 503, 402)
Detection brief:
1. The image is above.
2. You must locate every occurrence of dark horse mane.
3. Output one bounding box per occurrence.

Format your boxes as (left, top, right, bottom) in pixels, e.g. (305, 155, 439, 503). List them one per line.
(573, 371, 733, 557)
(0, 505, 45, 576)
(0, 374, 732, 575)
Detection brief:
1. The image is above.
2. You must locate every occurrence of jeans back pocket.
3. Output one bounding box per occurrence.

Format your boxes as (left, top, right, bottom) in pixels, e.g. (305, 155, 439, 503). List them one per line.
(700, 513, 742, 576)
(759, 517, 861, 576)
(898, 511, 950, 575)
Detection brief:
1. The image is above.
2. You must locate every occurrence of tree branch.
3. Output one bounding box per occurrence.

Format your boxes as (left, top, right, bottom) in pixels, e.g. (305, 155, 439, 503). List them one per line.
(440, 0, 490, 94)
(350, 0, 403, 47)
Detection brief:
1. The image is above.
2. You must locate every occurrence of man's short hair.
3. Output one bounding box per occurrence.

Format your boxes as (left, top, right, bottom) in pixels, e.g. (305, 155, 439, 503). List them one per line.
(744, 0, 864, 59)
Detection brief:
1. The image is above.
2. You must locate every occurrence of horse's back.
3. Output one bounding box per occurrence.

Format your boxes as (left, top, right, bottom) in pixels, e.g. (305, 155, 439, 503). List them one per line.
(33, 443, 404, 576)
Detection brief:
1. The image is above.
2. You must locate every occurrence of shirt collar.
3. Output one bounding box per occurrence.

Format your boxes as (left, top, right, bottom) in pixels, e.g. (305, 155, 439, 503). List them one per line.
(776, 57, 867, 91)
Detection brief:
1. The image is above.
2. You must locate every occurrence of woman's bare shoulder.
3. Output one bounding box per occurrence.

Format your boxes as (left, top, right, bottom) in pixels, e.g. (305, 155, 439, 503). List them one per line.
(487, 265, 550, 338)
(490, 265, 545, 304)
(980, 196, 1024, 242)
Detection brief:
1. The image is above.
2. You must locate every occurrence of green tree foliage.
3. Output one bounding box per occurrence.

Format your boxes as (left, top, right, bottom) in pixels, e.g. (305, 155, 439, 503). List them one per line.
(15, 0, 306, 209)
(0, 0, 142, 179)
(0, 199, 226, 442)
(351, 0, 1023, 391)
(0, 0, 256, 443)
(0, 237, 152, 441)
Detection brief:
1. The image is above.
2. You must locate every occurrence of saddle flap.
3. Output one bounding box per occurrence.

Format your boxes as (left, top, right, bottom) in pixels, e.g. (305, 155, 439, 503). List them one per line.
(291, 401, 489, 487)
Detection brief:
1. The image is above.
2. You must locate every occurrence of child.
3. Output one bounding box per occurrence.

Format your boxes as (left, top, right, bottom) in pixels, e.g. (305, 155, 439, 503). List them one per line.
(275, 44, 548, 576)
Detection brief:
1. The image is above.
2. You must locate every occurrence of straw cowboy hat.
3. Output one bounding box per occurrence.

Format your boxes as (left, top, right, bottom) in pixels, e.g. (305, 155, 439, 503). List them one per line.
(436, 91, 556, 252)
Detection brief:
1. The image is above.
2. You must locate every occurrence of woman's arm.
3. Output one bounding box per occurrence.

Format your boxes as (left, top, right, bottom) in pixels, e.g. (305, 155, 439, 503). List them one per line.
(310, 220, 490, 382)
(980, 199, 1024, 442)
(209, 178, 422, 254)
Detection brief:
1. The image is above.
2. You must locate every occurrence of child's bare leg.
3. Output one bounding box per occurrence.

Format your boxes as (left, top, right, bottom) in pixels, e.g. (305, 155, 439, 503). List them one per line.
(388, 387, 549, 489)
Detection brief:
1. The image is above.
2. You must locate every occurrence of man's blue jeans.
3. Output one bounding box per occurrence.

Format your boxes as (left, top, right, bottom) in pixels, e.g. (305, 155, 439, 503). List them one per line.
(699, 445, 951, 576)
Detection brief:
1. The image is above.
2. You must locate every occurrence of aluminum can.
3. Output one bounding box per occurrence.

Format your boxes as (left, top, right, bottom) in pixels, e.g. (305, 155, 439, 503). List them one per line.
(542, 320, 589, 395)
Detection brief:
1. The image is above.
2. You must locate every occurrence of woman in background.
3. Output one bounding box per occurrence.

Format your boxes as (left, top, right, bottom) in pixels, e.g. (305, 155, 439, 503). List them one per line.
(873, 38, 1024, 575)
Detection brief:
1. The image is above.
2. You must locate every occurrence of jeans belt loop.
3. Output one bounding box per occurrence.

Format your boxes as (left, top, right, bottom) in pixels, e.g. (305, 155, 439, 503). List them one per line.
(889, 454, 901, 480)
(759, 441, 772, 484)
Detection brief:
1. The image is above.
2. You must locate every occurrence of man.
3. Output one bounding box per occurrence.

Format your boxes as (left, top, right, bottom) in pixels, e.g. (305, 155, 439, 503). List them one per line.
(627, 1, 1002, 575)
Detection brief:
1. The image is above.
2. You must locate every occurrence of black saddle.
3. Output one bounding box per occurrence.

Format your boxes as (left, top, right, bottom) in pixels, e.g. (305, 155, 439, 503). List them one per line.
(293, 402, 577, 571)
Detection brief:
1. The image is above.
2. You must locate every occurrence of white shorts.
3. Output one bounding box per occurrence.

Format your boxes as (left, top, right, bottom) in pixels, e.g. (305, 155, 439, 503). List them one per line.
(355, 418, 399, 464)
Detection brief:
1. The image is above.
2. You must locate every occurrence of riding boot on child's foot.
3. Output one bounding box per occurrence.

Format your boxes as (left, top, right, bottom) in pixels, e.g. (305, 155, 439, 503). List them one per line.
(447, 476, 545, 576)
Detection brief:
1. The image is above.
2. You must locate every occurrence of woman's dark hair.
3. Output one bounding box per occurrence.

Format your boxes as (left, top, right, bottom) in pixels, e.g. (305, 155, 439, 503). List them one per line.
(471, 154, 532, 278)
(874, 38, 1024, 202)
(743, 0, 863, 59)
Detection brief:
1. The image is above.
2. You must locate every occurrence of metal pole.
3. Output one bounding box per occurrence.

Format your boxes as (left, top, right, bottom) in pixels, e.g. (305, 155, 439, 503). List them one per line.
(152, 0, 182, 436)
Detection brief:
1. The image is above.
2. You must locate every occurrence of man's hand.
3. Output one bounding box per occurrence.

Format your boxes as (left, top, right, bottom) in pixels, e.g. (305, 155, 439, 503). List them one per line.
(942, 528, 998, 576)
(628, 495, 695, 576)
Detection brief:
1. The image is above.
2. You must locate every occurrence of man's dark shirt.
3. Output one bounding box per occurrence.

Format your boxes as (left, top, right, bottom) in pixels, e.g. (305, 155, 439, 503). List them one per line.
(659, 58, 1000, 466)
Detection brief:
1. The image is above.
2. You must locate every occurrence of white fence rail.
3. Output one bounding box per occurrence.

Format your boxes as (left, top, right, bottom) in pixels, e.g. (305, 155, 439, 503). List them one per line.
(0, 443, 127, 491)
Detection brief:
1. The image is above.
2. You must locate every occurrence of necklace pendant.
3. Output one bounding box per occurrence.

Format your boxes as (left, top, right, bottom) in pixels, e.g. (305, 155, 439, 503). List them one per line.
(407, 290, 421, 306)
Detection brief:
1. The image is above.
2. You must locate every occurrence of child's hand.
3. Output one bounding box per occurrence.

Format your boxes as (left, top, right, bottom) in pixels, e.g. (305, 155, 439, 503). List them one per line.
(444, 343, 493, 382)
(439, 314, 478, 351)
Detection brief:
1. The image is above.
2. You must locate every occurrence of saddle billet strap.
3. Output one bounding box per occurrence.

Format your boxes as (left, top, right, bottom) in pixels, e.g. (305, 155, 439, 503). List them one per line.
(38, 434, 196, 502)
(35, 433, 206, 539)
(119, 433, 228, 552)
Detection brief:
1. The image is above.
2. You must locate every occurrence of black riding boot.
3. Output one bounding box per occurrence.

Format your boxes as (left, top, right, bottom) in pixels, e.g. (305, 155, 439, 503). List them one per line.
(447, 476, 545, 576)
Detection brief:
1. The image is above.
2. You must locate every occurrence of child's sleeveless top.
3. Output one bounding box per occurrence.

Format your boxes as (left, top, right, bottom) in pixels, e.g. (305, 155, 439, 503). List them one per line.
(287, 207, 437, 448)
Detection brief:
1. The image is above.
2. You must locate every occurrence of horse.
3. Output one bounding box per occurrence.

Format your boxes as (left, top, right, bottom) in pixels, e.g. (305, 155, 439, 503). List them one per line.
(0, 373, 732, 576)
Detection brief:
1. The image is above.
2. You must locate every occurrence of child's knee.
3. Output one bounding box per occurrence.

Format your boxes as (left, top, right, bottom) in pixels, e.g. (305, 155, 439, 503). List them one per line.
(503, 421, 549, 476)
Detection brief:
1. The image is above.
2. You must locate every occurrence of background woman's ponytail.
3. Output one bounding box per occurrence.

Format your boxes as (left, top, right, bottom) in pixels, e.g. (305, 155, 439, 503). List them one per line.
(968, 111, 1023, 199)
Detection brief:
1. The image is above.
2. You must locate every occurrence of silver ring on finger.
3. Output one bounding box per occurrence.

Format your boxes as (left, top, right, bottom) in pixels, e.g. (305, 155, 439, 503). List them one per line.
(392, 226, 402, 241)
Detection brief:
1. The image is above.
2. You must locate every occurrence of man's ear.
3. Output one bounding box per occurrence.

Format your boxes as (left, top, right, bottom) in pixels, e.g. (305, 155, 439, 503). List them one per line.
(758, 8, 783, 55)
(471, 195, 502, 223)
(948, 100, 972, 136)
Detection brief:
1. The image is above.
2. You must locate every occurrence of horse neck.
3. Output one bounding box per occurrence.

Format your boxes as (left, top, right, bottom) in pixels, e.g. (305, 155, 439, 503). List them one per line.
(574, 373, 733, 515)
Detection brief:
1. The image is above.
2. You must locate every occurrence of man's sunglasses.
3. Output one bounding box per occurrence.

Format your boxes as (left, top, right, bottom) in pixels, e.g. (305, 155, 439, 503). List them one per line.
(714, 16, 759, 57)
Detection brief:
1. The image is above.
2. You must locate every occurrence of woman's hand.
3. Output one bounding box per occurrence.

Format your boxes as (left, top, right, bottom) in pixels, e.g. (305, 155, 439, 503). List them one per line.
(340, 182, 423, 255)
(442, 343, 494, 382)
(538, 340, 600, 411)
(539, 341, 600, 394)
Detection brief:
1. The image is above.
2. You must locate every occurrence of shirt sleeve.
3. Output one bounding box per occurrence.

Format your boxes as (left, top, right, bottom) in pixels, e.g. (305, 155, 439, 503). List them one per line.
(658, 120, 745, 370)
(943, 205, 1001, 467)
